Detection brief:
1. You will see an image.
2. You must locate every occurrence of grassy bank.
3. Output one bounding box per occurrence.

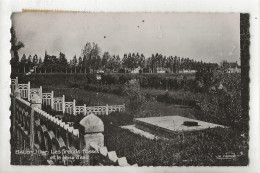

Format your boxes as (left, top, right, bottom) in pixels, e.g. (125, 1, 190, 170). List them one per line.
(47, 88, 198, 118)
(99, 113, 248, 166)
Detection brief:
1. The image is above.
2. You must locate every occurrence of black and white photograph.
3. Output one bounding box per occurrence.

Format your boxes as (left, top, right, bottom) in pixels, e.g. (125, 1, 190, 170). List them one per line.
(8, 12, 251, 167)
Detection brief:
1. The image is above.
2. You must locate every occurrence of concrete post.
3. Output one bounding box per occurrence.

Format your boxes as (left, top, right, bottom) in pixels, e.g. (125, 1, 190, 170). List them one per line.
(73, 99, 76, 115)
(13, 77, 18, 93)
(66, 132, 69, 147)
(83, 104, 86, 116)
(28, 81, 30, 101)
(30, 88, 42, 110)
(40, 86, 42, 104)
(62, 95, 65, 113)
(51, 91, 54, 109)
(30, 108, 35, 151)
(15, 77, 18, 89)
(12, 89, 21, 140)
(79, 114, 104, 165)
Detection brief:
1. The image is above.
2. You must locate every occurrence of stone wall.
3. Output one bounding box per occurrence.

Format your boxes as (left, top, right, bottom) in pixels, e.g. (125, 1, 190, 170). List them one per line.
(11, 89, 135, 166)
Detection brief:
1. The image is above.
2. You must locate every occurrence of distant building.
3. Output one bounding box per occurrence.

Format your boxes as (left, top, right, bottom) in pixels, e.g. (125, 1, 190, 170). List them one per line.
(130, 66, 141, 73)
(222, 61, 241, 73)
(178, 69, 197, 73)
(97, 69, 104, 74)
(156, 67, 166, 73)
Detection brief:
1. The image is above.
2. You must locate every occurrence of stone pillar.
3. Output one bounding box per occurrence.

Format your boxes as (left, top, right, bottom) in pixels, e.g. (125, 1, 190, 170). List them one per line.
(40, 86, 42, 103)
(51, 91, 54, 109)
(79, 113, 104, 165)
(62, 95, 65, 113)
(30, 108, 35, 151)
(83, 104, 86, 116)
(73, 99, 76, 115)
(27, 81, 30, 101)
(12, 88, 21, 144)
(30, 90, 42, 110)
(15, 77, 18, 91)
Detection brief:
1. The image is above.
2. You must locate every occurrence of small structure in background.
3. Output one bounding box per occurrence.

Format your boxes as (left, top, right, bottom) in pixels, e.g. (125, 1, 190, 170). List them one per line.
(178, 69, 197, 74)
(222, 61, 241, 73)
(156, 67, 166, 73)
(130, 66, 141, 74)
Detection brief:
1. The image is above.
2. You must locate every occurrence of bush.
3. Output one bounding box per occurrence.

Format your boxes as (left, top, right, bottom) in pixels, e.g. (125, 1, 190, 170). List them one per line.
(103, 124, 248, 166)
(99, 111, 133, 127)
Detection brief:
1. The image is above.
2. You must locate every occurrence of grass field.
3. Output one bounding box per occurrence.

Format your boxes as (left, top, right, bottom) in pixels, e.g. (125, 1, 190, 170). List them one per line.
(48, 88, 198, 119)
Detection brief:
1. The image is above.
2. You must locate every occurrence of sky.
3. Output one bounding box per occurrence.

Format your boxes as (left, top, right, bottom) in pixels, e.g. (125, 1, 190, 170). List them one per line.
(12, 12, 240, 64)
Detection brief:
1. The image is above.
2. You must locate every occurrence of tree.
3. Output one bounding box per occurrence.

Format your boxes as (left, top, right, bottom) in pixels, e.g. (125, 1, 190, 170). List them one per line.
(106, 55, 121, 72)
(82, 55, 87, 73)
(20, 54, 27, 73)
(81, 42, 101, 73)
(82, 42, 92, 72)
(196, 71, 244, 132)
(122, 53, 139, 71)
(58, 52, 68, 72)
(43, 51, 58, 73)
(123, 79, 147, 116)
(123, 79, 158, 117)
(114, 55, 121, 72)
(38, 57, 43, 72)
(32, 54, 38, 66)
(72, 55, 77, 73)
(102, 52, 110, 70)
(138, 54, 146, 73)
(27, 55, 32, 70)
(10, 27, 24, 73)
(90, 43, 101, 72)
(122, 53, 129, 72)
(78, 56, 83, 73)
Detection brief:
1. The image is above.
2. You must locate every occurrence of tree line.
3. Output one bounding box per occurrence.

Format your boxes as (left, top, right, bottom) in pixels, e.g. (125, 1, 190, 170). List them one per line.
(10, 27, 218, 74)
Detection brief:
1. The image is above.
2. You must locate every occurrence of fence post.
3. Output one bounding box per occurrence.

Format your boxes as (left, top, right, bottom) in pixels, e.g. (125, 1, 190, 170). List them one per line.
(28, 81, 31, 101)
(15, 77, 18, 92)
(79, 114, 104, 165)
(123, 103, 126, 111)
(40, 86, 42, 105)
(106, 104, 109, 115)
(51, 91, 54, 109)
(12, 88, 20, 140)
(29, 108, 35, 151)
(73, 99, 76, 115)
(84, 104, 86, 116)
(62, 95, 65, 114)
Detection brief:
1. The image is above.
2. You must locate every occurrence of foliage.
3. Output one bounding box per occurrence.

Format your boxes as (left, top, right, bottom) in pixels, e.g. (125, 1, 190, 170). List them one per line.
(101, 121, 248, 166)
(10, 27, 25, 72)
(122, 79, 160, 117)
(11, 39, 219, 74)
(81, 42, 102, 73)
(195, 72, 246, 133)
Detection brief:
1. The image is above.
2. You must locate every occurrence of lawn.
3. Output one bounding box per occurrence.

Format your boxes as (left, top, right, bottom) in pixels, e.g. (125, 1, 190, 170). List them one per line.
(46, 88, 198, 119)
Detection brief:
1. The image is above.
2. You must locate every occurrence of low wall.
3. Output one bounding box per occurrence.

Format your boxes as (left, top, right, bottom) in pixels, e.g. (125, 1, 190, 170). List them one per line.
(11, 91, 135, 166)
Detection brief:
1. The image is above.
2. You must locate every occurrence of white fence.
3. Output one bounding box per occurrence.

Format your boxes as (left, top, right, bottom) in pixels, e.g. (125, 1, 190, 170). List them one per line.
(11, 77, 18, 93)
(11, 77, 125, 116)
(64, 100, 75, 115)
(42, 91, 53, 106)
(53, 97, 63, 112)
(18, 82, 30, 100)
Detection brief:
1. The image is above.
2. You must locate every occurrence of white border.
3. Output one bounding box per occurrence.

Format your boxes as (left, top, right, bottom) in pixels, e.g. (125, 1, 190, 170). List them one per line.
(0, 0, 259, 173)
